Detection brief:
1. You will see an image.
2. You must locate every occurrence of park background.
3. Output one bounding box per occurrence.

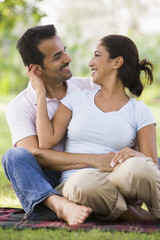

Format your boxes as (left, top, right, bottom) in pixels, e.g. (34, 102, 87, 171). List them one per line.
(0, 0, 160, 239)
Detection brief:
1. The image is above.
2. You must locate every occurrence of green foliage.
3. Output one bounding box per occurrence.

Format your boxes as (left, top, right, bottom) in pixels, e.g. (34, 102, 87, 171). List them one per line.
(0, 0, 45, 31)
(128, 31, 160, 100)
(1, 0, 160, 96)
(0, 31, 29, 94)
(0, 0, 45, 95)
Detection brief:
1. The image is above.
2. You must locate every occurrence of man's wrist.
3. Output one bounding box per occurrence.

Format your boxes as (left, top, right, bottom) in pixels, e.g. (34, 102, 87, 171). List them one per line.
(81, 153, 101, 168)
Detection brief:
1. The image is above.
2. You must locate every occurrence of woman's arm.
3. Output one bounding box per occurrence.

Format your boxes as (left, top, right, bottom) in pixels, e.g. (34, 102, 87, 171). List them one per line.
(136, 124, 158, 165)
(36, 89, 71, 149)
(29, 67, 71, 149)
(111, 124, 158, 167)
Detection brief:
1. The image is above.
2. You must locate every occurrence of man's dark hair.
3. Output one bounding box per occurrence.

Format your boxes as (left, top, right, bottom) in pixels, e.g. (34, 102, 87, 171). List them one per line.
(17, 24, 57, 67)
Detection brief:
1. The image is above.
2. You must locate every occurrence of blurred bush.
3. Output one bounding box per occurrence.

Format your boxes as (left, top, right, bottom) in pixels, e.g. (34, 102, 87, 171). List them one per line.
(0, 0, 45, 95)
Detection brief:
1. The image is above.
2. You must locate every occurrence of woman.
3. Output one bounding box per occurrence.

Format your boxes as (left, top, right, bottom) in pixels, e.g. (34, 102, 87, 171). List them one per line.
(31, 35, 159, 221)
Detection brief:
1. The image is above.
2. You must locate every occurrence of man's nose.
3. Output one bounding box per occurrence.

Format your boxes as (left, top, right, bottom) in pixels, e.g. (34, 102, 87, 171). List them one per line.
(64, 52, 72, 63)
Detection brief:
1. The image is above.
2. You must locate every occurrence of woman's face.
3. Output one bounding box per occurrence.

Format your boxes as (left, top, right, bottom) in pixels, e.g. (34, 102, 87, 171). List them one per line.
(88, 42, 115, 85)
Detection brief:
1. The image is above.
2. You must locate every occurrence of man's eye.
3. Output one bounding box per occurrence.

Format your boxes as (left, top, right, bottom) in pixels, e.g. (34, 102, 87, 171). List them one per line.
(54, 55, 60, 60)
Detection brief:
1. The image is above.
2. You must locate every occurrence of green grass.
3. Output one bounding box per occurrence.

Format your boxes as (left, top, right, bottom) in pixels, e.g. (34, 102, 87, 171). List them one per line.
(0, 96, 21, 209)
(0, 95, 160, 239)
(0, 229, 160, 240)
(149, 102, 160, 154)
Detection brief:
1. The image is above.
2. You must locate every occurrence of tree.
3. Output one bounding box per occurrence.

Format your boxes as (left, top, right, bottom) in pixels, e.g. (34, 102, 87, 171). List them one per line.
(0, 0, 45, 94)
(0, 0, 45, 30)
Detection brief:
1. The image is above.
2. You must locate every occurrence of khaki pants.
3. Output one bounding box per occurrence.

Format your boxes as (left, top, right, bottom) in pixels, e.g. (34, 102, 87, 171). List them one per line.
(55, 157, 160, 220)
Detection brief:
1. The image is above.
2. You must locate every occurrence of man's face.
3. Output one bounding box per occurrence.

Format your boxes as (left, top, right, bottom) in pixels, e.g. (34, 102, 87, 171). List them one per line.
(37, 35, 72, 85)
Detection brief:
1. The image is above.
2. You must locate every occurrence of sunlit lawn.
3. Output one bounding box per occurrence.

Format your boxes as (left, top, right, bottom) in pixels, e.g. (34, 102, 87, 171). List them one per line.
(0, 95, 160, 239)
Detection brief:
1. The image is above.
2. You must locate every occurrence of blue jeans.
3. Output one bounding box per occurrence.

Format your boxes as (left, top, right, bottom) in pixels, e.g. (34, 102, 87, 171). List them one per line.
(2, 147, 61, 219)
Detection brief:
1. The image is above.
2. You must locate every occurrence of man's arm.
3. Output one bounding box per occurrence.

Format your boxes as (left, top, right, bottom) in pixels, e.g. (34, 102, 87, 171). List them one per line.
(16, 136, 114, 172)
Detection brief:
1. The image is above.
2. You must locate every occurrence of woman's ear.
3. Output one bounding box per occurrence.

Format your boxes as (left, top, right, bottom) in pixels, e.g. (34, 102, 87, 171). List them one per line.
(113, 56, 124, 69)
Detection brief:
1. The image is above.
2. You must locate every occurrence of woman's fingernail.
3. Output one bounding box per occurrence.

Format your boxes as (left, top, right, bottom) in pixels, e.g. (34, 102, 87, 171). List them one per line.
(118, 159, 123, 163)
(110, 161, 115, 167)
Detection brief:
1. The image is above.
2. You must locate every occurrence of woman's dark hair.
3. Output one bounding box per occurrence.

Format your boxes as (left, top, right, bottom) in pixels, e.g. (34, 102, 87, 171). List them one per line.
(16, 24, 57, 67)
(100, 35, 153, 97)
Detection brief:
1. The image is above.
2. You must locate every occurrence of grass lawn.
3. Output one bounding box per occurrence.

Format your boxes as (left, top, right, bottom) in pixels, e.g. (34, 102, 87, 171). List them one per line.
(0, 95, 160, 239)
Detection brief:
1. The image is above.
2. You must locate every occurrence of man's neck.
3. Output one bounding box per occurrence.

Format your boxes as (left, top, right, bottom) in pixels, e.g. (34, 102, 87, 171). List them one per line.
(45, 82, 67, 100)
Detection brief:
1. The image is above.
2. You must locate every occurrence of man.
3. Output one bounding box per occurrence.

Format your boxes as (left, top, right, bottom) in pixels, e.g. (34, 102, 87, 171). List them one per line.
(2, 24, 115, 225)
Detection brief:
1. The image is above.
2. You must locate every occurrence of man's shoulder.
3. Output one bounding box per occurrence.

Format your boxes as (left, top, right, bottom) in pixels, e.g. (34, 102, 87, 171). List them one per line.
(67, 76, 99, 91)
(67, 76, 92, 86)
(7, 87, 33, 115)
(7, 89, 27, 108)
(69, 76, 91, 81)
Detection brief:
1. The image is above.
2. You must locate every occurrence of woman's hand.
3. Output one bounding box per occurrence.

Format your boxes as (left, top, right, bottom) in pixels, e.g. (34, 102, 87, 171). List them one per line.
(110, 147, 145, 168)
(26, 66, 46, 96)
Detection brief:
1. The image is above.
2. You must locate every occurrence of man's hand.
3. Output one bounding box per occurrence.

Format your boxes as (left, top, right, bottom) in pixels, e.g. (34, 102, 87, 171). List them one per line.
(94, 152, 116, 172)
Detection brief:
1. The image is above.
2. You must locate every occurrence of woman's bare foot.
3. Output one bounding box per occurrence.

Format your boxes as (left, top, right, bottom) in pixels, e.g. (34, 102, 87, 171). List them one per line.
(118, 204, 158, 222)
(43, 195, 92, 225)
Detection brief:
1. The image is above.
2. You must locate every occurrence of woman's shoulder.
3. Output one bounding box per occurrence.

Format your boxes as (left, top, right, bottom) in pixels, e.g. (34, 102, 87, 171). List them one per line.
(130, 98, 149, 109)
(129, 98, 153, 117)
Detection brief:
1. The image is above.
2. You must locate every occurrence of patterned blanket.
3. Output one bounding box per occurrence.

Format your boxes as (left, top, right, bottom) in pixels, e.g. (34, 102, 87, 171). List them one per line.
(0, 207, 160, 233)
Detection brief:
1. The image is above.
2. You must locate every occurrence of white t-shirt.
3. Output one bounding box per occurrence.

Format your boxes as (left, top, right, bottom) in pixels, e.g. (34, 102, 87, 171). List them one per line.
(6, 77, 99, 150)
(60, 89, 156, 182)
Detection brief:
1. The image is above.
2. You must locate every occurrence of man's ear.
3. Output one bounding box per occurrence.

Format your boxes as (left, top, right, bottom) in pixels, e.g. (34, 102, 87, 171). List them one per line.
(113, 56, 124, 70)
(28, 64, 42, 75)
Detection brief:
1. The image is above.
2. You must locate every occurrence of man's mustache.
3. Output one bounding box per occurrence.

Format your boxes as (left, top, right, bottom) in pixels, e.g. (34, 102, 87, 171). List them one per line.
(60, 63, 70, 71)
